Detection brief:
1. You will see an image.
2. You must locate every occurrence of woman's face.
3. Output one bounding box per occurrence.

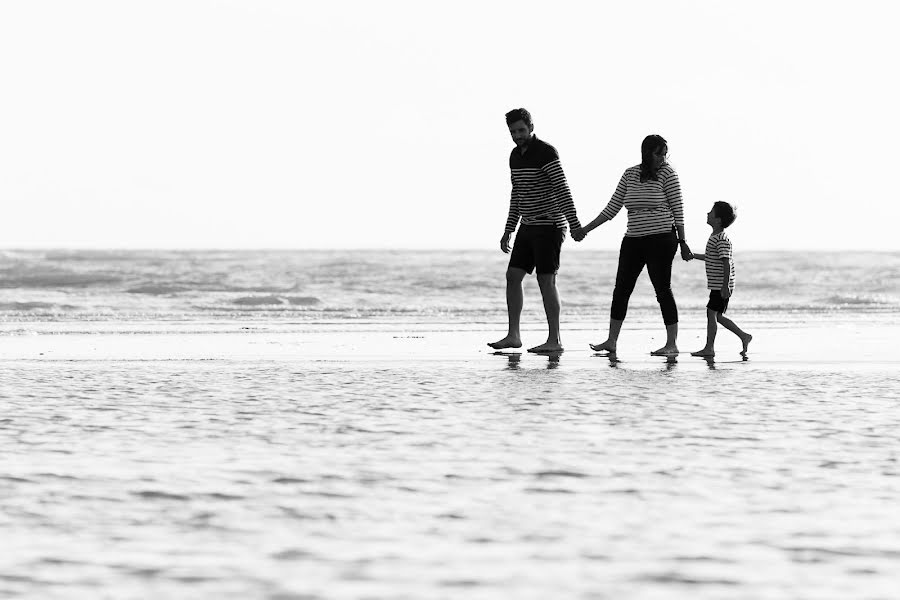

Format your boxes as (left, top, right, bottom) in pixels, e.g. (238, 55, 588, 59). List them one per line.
(651, 145, 668, 169)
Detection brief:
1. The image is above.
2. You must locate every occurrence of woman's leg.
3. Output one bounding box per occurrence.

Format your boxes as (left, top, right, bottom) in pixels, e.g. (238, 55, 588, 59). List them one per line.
(647, 234, 679, 355)
(591, 237, 643, 352)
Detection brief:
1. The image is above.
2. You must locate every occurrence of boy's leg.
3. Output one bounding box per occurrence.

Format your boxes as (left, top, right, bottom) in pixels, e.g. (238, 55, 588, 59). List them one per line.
(489, 267, 527, 349)
(530, 272, 563, 353)
(691, 309, 718, 356)
(592, 237, 642, 353)
(716, 312, 753, 355)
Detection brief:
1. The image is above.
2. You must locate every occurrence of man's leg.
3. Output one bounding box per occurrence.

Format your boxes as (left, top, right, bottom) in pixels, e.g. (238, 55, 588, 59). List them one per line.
(529, 272, 563, 353)
(691, 309, 718, 357)
(488, 267, 526, 349)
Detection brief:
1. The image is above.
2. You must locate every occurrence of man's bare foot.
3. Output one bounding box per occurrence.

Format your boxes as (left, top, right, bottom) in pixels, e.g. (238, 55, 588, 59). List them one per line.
(740, 333, 753, 356)
(488, 335, 522, 350)
(651, 345, 679, 356)
(589, 340, 616, 353)
(528, 341, 564, 353)
(691, 348, 715, 357)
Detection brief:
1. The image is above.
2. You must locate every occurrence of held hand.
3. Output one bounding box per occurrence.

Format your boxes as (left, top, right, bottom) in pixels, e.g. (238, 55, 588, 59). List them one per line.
(500, 232, 512, 254)
(571, 226, 586, 242)
(679, 243, 692, 261)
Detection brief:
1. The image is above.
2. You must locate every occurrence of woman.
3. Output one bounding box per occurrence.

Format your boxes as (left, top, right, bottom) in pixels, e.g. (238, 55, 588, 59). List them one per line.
(579, 135, 692, 356)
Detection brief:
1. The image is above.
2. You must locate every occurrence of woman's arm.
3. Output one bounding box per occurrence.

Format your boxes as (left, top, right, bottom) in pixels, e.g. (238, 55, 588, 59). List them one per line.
(662, 168, 691, 260)
(582, 170, 627, 236)
(582, 213, 610, 234)
(676, 224, 692, 260)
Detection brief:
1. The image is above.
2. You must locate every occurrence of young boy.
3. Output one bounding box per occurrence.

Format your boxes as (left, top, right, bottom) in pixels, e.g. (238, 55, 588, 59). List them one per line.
(689, 201, 752, 357)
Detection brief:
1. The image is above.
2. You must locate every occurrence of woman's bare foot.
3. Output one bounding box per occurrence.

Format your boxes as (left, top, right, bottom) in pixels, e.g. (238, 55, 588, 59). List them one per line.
(589, 340, 616, 353)
(488, 335, 522, 350)
(651, 345, 679, 356)
(528, 341, 564, 353)
(740, 333, 753, 356)
(691, 348, 715, 357)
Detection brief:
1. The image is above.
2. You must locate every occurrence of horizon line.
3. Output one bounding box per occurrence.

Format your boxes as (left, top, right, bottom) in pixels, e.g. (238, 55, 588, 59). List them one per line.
(2, 246, 898, 253)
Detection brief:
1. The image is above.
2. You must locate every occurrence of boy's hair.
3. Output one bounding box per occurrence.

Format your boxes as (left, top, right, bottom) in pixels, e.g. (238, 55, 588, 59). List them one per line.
(505, 108, 533, 128)
(713, 201, 737, 228)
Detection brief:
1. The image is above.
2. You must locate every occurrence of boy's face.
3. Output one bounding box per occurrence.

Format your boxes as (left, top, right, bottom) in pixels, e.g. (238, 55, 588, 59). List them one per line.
(707, 207, 721, 228)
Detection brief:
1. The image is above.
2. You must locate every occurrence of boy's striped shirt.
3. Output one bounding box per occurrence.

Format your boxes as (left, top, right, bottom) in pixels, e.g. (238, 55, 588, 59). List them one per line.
(599, 164, 684, 237)
(705, 231, 735, 292)
(504, 136, 581, 234)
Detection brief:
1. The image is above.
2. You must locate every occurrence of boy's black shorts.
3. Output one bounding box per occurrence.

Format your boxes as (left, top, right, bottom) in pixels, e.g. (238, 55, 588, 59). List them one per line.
(508, 225, 564, 275)
(707, 290, 730, 314)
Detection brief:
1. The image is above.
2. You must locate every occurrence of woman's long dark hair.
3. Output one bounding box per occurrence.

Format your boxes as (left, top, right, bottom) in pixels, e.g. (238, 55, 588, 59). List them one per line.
(639, 134, 667, 182)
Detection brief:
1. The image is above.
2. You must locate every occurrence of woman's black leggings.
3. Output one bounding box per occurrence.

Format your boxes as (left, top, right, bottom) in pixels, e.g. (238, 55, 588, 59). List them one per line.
(610, 232, 679, 325)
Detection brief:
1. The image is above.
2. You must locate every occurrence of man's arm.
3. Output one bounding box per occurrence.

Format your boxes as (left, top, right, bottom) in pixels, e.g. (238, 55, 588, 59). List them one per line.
(543, 159, 581, 232)
(501, 171, 520, 253)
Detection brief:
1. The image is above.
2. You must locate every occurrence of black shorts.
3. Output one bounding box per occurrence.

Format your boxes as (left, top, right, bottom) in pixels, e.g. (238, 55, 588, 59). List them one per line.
(707, 290, 730, 314)
(508, 225, 564, 275)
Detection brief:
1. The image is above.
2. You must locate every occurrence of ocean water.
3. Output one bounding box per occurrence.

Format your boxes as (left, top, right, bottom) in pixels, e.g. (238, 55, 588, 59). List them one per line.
(1, 249, 898, 323)
(2, 250, 900, 599)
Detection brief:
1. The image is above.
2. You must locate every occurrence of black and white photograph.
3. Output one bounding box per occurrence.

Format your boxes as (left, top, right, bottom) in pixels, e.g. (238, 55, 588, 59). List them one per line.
(2, 1, 899, 598)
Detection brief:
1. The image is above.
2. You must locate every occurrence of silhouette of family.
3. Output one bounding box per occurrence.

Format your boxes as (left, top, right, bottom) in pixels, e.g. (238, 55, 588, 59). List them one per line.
(488, 108, 751, 358)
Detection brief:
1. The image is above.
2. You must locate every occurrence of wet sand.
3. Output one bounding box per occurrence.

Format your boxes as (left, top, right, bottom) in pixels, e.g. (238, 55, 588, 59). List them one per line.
(2, 316, 899, 599)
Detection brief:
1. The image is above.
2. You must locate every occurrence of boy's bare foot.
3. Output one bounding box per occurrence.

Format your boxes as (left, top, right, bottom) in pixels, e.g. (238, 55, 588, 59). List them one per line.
(589, 340, 616, 353)
(528, 341, 564, 353)
(650, 345, 679, 356)
(488, 336, 522, 350)
(691, 348, 715, 357)
(740, 333, 753, 356)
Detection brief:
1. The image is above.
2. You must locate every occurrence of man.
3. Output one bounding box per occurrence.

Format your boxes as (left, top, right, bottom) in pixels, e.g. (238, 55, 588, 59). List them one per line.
(488, 108, 584, 353)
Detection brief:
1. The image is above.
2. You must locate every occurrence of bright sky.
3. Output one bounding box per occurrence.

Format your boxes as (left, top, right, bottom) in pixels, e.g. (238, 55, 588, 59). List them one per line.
(1, 1, 897, 250)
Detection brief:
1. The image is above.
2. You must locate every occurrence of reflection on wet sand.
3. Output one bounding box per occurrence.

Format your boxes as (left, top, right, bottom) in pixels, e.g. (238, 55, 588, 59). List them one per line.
(591, 351, 620, 368)
(492, 350, 561, 369)
(493, 351, 521, 370)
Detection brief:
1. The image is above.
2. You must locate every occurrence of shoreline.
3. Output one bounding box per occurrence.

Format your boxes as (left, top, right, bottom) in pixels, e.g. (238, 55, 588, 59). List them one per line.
(0, 317, 897, 371)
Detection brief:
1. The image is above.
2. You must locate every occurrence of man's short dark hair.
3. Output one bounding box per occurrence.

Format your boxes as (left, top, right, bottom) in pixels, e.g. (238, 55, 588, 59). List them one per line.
(505, 108, 533, 128)
(713, 201, 737, 228)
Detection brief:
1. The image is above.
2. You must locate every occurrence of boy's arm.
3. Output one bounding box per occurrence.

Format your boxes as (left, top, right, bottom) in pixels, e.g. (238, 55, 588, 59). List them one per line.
(721, 257, 732, 298)
(692, 253, 707, 261)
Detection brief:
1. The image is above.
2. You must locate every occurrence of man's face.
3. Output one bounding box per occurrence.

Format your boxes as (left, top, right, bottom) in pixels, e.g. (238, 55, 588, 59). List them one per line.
(508, 120, 533, 148)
